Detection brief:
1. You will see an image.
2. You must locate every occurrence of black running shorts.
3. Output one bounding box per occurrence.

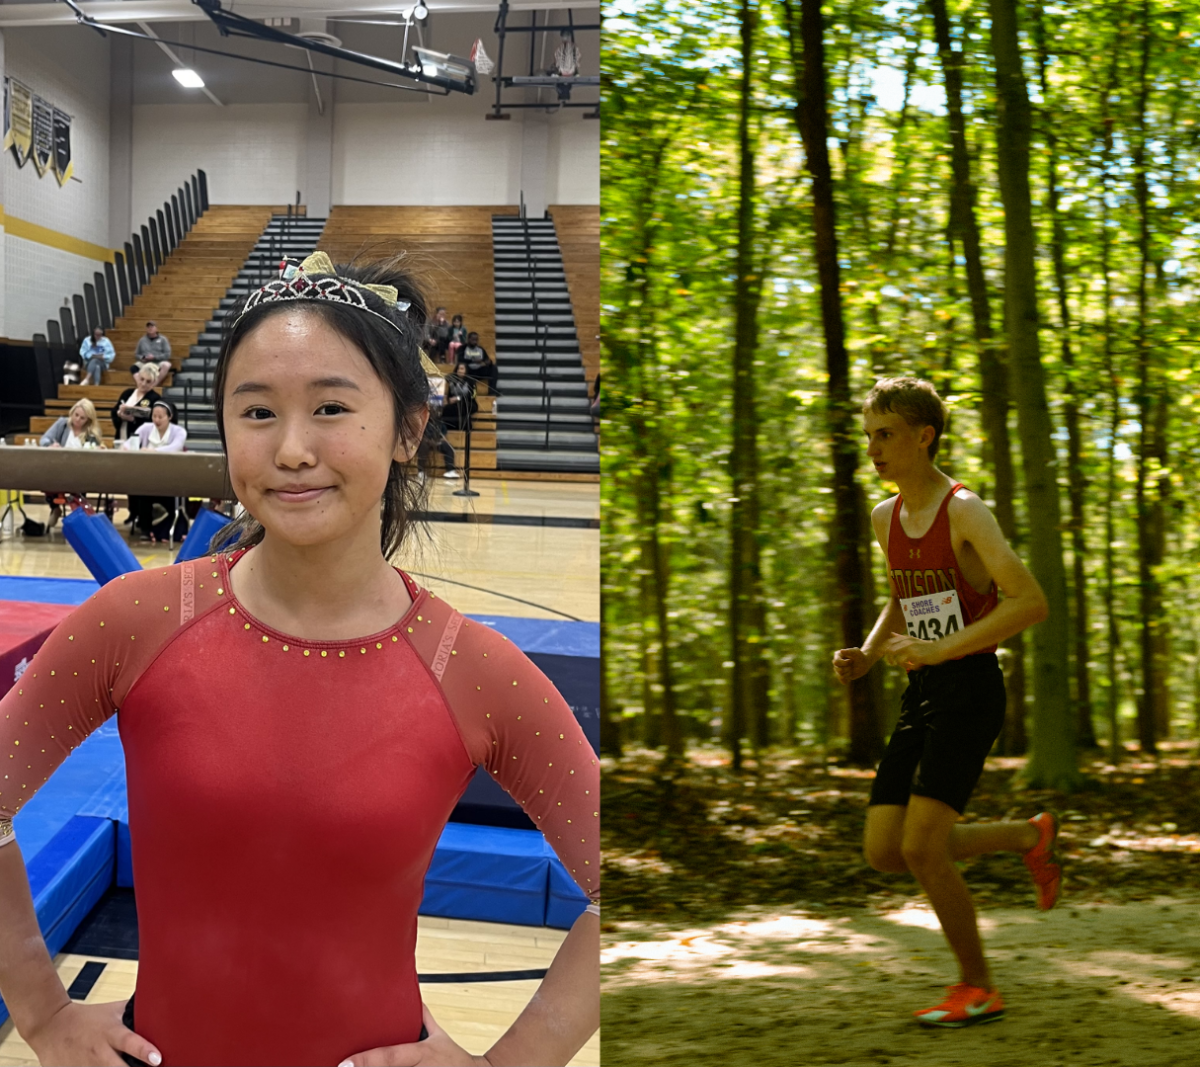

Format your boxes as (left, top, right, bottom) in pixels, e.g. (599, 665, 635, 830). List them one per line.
(868, 653, 1006, 816)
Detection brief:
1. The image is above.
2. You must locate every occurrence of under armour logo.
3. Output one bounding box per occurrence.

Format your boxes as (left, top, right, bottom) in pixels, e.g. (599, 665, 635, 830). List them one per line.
(909, 548, 920, 560)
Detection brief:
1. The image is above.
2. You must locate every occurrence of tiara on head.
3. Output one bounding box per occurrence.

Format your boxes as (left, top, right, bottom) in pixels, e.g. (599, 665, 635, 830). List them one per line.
(235, 250, 441, 376)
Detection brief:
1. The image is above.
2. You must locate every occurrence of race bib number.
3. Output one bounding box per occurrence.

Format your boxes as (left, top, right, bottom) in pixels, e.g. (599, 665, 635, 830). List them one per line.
(900, 589, 964, 642)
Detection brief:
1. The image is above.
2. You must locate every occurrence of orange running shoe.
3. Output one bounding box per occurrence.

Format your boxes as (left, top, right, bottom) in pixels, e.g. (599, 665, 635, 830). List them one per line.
(914, 983, 1006, 1027)
(1024, 811, 1062, 911)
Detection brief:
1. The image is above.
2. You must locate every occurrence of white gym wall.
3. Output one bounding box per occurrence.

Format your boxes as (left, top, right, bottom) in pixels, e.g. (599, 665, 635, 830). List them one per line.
(1, 27, 114, 342)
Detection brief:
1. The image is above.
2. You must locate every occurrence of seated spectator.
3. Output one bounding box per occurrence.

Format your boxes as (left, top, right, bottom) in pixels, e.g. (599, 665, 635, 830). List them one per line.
(417, 374, 460, 480)
(111, 364, 162, 444)
(40, 398, 103, 450)
(428, 307, 452, 358)
(135, 321, 173, 381)
(122, 400, 188, 542)
(447, 314, 467, 363)
(38, 398, 103, 529)
(457, 332, 498, 396)
(79, 327, 115, 386)
(441, 363, 478, 434)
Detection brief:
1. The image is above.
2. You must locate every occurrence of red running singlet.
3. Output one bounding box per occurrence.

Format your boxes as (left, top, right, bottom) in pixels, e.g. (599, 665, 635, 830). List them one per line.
(886, 482, 998, 657)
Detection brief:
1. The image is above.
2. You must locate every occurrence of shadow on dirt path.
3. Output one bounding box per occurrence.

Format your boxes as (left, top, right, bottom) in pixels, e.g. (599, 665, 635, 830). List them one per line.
(602, 899, 1200, 1066)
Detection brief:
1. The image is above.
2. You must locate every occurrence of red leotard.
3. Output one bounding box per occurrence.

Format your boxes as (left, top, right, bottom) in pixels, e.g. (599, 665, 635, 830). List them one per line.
(887, 482, 999, 657)
(0, 549, 598, 1066)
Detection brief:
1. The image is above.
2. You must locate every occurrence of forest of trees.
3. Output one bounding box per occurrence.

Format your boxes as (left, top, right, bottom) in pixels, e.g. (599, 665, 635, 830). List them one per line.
(602, 0, 1200, 788)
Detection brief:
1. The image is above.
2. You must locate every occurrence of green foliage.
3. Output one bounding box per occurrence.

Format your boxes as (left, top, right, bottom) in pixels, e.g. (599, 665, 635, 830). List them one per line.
(602, 0, 1200, 753)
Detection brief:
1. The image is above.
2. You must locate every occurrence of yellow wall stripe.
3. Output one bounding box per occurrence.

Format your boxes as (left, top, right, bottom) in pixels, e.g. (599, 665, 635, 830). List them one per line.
(0, 204, 115, 263)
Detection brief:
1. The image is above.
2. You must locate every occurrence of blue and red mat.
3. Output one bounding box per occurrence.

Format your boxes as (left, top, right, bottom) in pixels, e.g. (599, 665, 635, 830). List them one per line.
(0, 575, 597, 1026)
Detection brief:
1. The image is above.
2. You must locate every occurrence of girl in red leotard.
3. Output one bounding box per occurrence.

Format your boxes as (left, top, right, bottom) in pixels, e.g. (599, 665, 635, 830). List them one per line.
(0, 252, 599, 1067)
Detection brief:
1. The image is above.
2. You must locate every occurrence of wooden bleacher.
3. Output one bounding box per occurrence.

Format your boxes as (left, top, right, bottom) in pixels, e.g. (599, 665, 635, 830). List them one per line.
(318, 206, 519, 359)
(548, 205, 599, 385)
(21, 206, 285, 445)
(103, 205, 287, 382)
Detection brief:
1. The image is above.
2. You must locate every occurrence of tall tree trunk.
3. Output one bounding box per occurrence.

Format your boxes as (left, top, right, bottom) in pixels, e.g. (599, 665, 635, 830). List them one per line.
(929, 0, 1026, 754)
(605, 116, 676, 758)
(784, 0, 882, 766)
(728, 0, 768, 770)
(599, 545, 623, 757)
(1030, 2, 1096, 750)
(1099, 46, 1123, 764)
(987, 0, 1078, 789)
(1131, 0, 1166, 753)
(643, 458, 682, 758)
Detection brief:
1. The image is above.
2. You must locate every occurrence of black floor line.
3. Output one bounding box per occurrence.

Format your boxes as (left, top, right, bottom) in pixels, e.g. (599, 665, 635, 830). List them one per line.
(416, 510, 598, 530)
(67, 960, 107, 1000)
(419, 968, 549, 983)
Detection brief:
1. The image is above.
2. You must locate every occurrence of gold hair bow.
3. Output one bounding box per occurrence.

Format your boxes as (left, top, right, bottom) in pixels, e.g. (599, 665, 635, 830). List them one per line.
(297, 251, 401, 306)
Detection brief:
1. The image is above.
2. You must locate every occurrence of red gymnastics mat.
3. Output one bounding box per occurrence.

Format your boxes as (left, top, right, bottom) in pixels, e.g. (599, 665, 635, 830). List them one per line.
(0, 600, 76, 697)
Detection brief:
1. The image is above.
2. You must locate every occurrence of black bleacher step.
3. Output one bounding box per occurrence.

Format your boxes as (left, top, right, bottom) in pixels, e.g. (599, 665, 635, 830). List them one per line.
(497, 329, 578, 340)
(494, 353, 582, 365)
(499, 381, 588, 396)
(498, 356, 582, 367)
(494, 298, 573, 307)
(498, 416, 596, 433)
(496, 450, 599, 474)
(497, 342, 581, 353)
(500, 396, 591, 413)
(497, 430, 597, 451)
(497, 369, 584, 383)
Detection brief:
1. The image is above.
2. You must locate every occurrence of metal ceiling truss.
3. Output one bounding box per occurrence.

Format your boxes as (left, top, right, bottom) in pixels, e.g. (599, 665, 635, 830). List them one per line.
(56, 0, 477, 95)
(486, 0, 598, 119)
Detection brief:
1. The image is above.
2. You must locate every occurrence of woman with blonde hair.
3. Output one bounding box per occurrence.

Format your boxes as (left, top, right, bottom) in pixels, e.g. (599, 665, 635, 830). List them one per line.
(38, 399, 104, 528)
(39, 398, 103, 450)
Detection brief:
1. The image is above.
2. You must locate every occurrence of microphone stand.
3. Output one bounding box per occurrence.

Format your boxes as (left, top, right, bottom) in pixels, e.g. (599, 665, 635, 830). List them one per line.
(453, 376, 480, 498)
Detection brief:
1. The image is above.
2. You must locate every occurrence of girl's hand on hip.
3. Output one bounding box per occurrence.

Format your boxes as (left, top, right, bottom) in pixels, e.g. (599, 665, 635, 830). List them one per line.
(25, 1000, 162, 1067)
(337, 1004, 490, 1067)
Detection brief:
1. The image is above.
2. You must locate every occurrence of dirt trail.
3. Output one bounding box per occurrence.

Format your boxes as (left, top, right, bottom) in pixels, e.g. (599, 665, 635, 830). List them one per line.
(602, 898, 1200, 1066)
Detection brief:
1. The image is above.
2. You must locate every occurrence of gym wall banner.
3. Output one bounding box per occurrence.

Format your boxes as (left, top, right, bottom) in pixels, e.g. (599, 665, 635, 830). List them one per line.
(5, 78, 32, 167)
(52, 108, 73, 185)
(31, 94, 53, 177)
(2, 78, 72, 183)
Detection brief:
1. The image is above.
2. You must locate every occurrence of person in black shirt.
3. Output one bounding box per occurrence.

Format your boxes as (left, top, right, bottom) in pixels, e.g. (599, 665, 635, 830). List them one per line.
(457, 332, 498, 396)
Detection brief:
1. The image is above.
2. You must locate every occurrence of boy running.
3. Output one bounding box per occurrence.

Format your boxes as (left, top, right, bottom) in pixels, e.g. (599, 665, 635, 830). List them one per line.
(832, 377, 1062, 1028)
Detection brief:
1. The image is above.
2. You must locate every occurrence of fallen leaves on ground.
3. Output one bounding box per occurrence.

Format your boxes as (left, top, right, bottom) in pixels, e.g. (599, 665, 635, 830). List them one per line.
(601, 742, 1200, 924)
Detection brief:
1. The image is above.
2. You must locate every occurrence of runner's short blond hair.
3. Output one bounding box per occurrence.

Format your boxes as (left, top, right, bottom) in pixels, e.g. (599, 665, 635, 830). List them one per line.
(862, 377, 946, 459)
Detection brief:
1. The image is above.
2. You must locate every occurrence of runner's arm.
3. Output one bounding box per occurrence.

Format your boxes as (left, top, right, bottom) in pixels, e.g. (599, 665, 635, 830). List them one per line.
(861, 596, 906, 664)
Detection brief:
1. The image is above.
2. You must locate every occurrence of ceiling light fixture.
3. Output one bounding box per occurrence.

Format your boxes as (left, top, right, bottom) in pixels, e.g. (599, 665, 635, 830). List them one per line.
(172, 68, 205, 88)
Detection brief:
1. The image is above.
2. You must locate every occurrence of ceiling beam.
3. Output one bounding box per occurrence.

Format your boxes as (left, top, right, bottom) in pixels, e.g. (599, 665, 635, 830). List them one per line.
(0, 0, 598, 28)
